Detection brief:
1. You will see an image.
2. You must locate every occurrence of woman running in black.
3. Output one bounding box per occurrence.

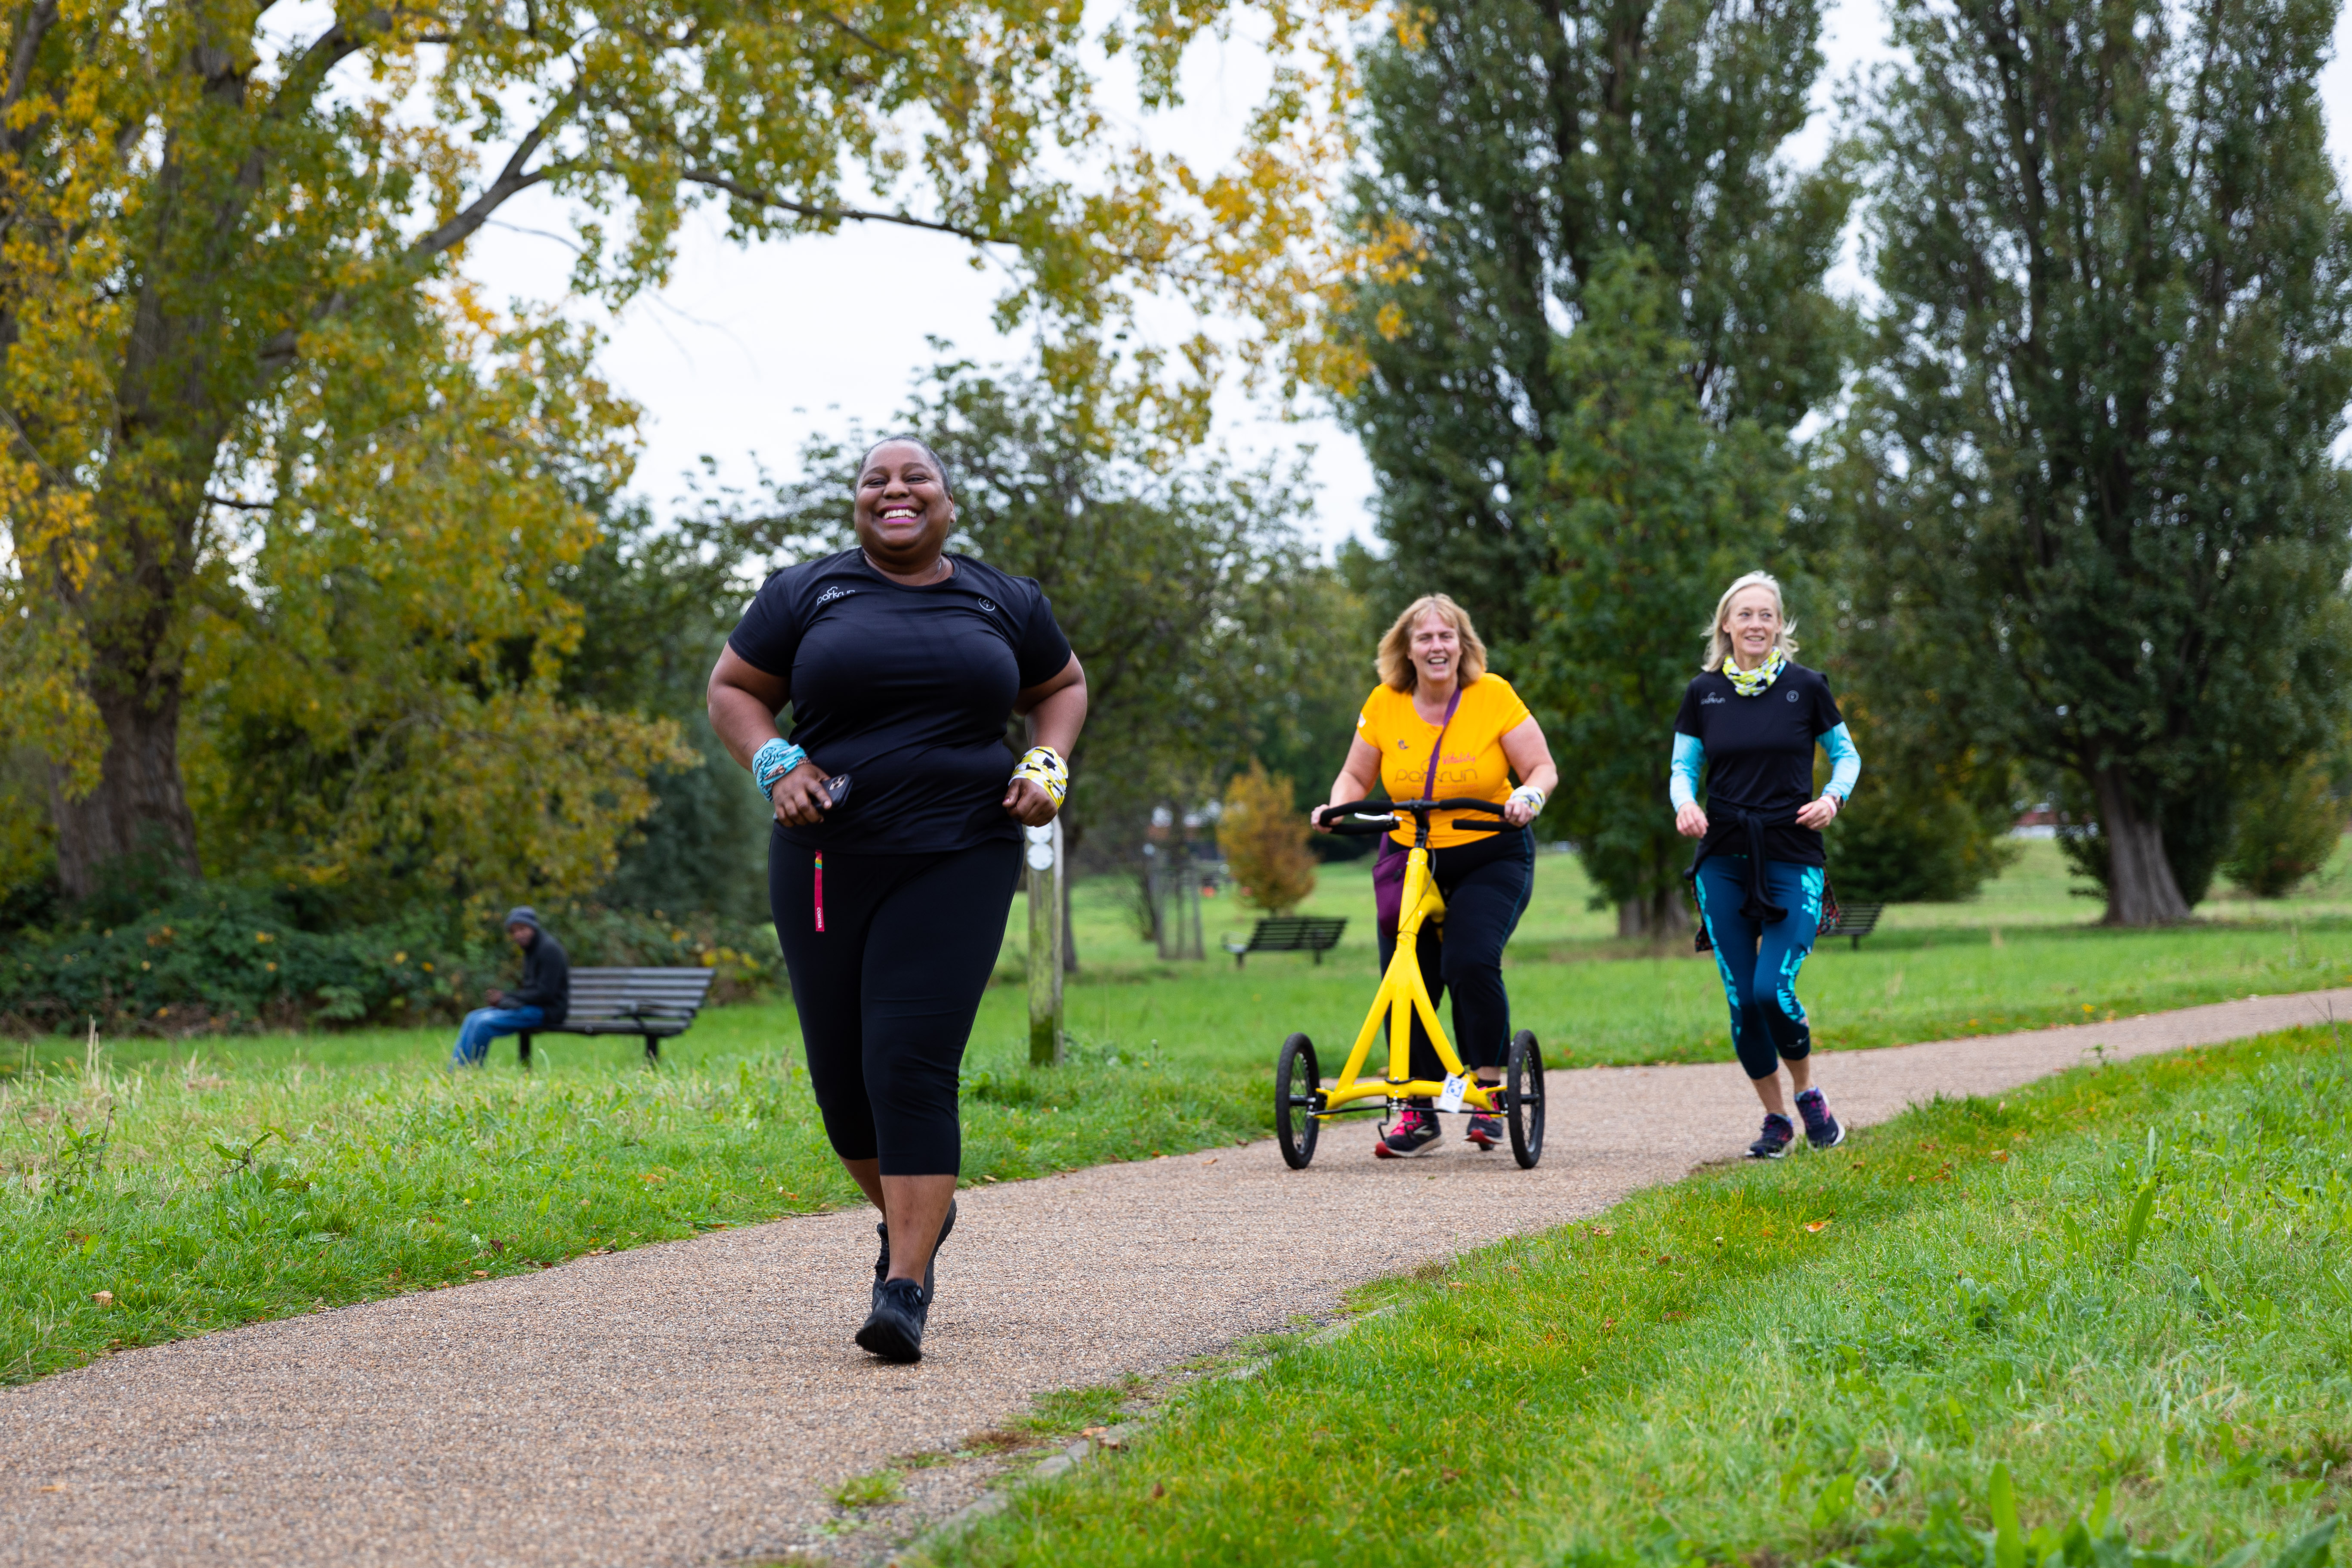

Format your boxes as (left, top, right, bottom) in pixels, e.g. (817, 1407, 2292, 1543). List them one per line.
(708, 436, 1086, 1362)
(1669, 571, 1859, 1159)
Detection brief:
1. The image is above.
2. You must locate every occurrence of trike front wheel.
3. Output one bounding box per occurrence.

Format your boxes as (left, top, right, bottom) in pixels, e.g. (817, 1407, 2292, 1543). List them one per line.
(1275, 1033, 1320, 1169)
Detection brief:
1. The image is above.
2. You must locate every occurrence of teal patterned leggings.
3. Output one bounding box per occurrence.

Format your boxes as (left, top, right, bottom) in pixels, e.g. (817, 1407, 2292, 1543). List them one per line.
(1693, 856, 1823, 1080)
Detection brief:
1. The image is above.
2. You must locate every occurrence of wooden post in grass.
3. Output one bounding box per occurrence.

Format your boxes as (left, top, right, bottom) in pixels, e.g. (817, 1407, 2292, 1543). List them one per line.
(1175, 841, 1204, 960)
(1026, 820, 1065, 1065)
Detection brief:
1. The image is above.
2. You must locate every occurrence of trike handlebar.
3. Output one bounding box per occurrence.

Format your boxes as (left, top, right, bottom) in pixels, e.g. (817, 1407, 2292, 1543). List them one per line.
(1315, 797, 1515, 838)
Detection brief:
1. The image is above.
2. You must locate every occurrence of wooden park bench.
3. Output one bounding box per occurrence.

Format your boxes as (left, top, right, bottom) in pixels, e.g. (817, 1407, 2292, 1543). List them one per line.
(1820, 901, 1887, 950)
(516, 967, 717, 1068)
(1223, 916, 1348, 968)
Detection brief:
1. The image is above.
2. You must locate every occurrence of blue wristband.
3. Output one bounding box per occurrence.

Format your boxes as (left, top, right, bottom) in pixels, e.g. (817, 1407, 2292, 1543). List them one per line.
(752, 738, 806, 798)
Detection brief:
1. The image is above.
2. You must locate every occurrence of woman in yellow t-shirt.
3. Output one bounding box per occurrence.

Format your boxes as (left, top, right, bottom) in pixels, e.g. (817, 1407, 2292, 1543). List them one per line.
(1311, 594, 1559, 1160)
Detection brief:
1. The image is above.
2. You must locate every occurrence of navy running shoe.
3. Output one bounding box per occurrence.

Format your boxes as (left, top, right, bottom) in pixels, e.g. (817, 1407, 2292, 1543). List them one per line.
(1375, 1104, 1444, 1159)
(1794, 1087, 1845, 1150)
(1747, 1113, 1796, 1160)
(1465, 1082, 1506, 1149)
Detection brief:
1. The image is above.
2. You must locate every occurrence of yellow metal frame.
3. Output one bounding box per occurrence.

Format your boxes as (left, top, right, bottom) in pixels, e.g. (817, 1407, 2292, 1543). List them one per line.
(1316, 837, 1499, 1117)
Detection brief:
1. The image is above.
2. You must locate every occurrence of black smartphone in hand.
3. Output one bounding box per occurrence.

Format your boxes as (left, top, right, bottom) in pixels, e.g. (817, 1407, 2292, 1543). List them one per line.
(823, 774, 853, 807)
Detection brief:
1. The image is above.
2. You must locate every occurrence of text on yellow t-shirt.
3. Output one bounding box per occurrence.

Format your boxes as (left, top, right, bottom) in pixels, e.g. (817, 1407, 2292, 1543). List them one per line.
(1354, 674, 1533, 849)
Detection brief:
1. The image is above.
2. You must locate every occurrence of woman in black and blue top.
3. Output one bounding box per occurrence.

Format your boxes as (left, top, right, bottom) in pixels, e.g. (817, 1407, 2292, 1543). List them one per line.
(1671, 572, 1861, 1159)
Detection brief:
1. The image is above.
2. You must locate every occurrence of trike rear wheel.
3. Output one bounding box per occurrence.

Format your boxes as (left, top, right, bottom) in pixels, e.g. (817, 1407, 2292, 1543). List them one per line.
(1275, 1033, 1320, 1169)
(1505, 1029, 1545, 1169)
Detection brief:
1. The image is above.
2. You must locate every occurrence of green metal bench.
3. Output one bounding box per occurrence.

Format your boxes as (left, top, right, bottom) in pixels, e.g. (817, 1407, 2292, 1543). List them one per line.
(1820, 901, 1887, 950)
(1222, 916, 1348, 968)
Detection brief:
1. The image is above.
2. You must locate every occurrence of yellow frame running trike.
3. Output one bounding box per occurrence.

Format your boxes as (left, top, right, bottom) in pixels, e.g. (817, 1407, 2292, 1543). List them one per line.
(1275, 796, 1547, 1170)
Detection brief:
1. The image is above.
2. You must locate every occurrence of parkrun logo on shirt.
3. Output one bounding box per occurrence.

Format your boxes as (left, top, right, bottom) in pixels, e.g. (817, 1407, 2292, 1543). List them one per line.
(976, 598, 998, 612)
(1701, 693, 1726, 705)
(816, 586, 858, 607)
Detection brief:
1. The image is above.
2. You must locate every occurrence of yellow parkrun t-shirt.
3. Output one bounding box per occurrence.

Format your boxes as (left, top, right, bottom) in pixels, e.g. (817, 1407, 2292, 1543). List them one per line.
(1356, 674, 1533, 849)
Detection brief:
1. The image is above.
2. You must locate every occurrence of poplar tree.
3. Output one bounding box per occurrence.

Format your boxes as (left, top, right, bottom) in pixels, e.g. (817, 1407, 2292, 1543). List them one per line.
(1517, 255, 1793, 935)
(1341, 0, 1851, 648)
(1851, 0, 2352, 924)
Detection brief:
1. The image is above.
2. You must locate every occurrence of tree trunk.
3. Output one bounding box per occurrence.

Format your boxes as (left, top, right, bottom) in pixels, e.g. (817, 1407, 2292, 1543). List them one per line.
(48, 671, 201, 901)
(2092, 766, 2191, 926)
(1616, 885, 1691, 941)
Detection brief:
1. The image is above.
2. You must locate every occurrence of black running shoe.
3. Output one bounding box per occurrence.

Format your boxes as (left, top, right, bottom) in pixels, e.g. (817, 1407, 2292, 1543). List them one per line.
(1794, 1088, 1845, 1150)
(857, 1277, 929, 1363)
(1374, 1103, 1443, 1159)
(1747, 1113, 1796, 1160)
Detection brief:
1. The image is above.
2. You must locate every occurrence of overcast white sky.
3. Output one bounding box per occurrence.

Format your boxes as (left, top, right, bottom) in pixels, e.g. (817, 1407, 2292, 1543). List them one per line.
(458, 0, 2352, 556)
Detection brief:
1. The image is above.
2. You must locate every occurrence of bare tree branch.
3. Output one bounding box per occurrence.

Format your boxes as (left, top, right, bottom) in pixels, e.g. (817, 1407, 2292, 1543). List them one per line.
(816, 10, 909, 61)
(256, 82, 579, 371)
(402, 80, 579, 262)
(204, 491, 275, 511)
(266, 7, 394, 124)
(680, 169, 1017, 246)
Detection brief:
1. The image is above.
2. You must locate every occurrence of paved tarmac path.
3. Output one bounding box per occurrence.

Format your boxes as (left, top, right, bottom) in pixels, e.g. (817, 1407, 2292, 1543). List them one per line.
(7, 988, 2349, 1568)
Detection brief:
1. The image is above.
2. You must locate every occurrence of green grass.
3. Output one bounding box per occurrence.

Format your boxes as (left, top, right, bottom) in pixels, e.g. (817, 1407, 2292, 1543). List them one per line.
(7, 838, 2352, 1386)
(928, 1025, 2352, 1568)
(0, 1037, 1261, 1382)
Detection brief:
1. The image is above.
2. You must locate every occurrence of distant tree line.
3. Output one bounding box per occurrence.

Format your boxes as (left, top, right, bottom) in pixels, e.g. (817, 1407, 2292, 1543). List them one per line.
(7, 0, 2346, 983)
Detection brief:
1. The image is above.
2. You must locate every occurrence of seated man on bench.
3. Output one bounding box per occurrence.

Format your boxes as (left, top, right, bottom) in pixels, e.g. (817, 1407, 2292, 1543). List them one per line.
(450, 907, 570, 1069)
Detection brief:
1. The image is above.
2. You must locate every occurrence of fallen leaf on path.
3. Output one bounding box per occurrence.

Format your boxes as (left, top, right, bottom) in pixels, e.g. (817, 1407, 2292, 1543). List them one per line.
(39, 1484, 66, 1493)
(1804, 1221, 1831, 1234)
(471, 1270, 489, 1277)
(90, 1290, 112, 1306)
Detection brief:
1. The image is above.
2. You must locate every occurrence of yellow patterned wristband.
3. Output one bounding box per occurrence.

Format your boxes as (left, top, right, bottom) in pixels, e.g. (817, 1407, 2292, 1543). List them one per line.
(1011, 745, 1069, 806)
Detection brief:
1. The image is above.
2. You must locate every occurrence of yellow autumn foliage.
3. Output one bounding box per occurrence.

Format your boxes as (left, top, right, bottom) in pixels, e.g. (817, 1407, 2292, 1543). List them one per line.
(1221, 761, 1317, 915)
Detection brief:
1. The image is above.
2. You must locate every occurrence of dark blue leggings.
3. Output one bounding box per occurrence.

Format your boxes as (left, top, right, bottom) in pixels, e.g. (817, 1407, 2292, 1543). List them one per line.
(1693, 856, 1823, 1081)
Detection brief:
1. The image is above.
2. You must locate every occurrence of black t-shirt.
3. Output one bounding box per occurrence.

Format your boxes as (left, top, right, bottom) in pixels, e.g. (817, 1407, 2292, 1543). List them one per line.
(1672, 662, 1843, 866)
(726, 549, 1074, 853)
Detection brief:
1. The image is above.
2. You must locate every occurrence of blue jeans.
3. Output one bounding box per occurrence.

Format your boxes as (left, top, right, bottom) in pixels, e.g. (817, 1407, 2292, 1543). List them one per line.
(450, 1006, 545, 1068)
(1692, 857, 1823, 1081)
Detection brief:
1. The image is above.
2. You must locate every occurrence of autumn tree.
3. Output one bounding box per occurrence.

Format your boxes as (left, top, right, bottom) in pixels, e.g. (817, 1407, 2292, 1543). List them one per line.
(1219, 761, 1317, 914)
(1849, 0, 2352, 924)
(173, 308, 698, 920)
(0, 0, 1358, 903)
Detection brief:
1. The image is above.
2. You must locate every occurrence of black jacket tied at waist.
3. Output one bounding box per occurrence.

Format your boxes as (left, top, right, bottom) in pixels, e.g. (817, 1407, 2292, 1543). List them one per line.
(1685, 807, 1799, 924)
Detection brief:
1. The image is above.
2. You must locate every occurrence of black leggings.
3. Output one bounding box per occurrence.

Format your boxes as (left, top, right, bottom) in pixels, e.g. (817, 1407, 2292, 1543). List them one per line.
(769, 834, 1023, 1176)
(1376, 829, 1535, 1083)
